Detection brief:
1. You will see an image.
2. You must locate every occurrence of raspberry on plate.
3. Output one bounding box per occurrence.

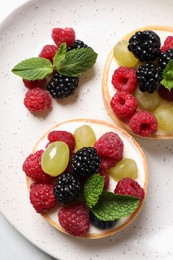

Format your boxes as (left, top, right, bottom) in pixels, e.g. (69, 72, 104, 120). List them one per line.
(24, 87, 52, 112)
(114, 177, 145, 200)
(39, 44, 58, 62)
(52, 27, 75, 47)
(22, 79, 46, 89)
(58, 203, 90, 237)
(160, 35, 173, 52)
(29, 183, 56, 213)
(158, 85, 173, 101)
(111, 66, 137, 93)
(129, 111, 158, 137)
(110, 91, 138, 119)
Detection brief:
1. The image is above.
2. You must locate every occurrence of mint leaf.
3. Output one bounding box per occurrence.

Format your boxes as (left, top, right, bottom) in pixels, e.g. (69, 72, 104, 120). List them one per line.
(53, 43, 67, 68)
(55, 47, 98, 77)
(161, 59, 173, 90)
(12, 57, 53, 80)
(83, 174, 104, 209)
(91, 191, 140, 221)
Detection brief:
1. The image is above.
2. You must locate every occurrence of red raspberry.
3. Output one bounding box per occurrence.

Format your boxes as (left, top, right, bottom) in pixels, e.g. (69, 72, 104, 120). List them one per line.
(158, 85, 173, 101)
(114, 177, 145, 200)
(47, 130, 75, 153)
(23, 79, 46, 89)
(94, 132, 124, 169)
(129, 111, 158, 137)
(29, 183, 56, 213)
(58, 204, 90, 237)
(161, 36, 173, 52)
(52, 27, 75, 47)
(99, 170, 110, 190)
(111, 66, 137, 93)
(39, 44, 58, 62)
(24, 88, 52, 112)
(110, 91, 138, 119)
(22, 150, 53, 183)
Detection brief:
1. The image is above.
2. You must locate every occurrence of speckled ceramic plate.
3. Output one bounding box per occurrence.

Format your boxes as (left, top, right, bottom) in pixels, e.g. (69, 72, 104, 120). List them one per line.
(0, 0, 173, 260)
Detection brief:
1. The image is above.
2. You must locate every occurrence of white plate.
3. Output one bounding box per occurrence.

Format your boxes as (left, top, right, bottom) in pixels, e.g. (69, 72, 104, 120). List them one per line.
(0, 0, 173, 259)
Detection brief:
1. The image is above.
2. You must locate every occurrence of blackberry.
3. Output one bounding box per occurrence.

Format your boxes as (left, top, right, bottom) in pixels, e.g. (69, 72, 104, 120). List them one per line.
(89, 212, 118, 230)
(128, 30, 161, 62)
(67, 40, 88, 51)
(136, 62, 162, 93)
(158, 49, 173, 70)
(54, 173, 81, 204)
(47, 72, 79, 98)
(71, 147, 101, 177)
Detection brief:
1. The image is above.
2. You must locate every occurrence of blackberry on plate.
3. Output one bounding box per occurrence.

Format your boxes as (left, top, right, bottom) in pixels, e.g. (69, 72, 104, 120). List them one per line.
(54, 173, 81, 204)
(67, 40, 88, 51)
(128, 30, 161, 62)
(158, 49, 173, 70)
(71, 147, 101, 177)
(47, 72, 79, 99)
(89, 211, 118, 230)
(136, 62, 162, 93)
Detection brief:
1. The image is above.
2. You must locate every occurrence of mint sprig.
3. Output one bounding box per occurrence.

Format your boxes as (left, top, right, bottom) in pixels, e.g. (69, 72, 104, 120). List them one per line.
(161, 59, 173, 90)
(11, 43, 98, 80)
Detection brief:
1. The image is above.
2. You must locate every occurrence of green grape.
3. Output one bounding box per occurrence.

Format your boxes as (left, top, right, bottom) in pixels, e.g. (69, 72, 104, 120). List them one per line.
(113, 40, 138, 67)
(134, 88, 160, 111)
(154, 104, 173, 133)
(41, 141, 70, 177)
(108, 158, 138, 181)
(74, 125, 96, 152)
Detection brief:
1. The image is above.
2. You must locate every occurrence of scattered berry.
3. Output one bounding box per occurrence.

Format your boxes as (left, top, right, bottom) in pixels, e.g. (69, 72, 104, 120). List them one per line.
(94, 132, 124, 169)
(39, 44, 58, 62)
(54, 173, 81, 204)
(22, 79, 46, 89)
(160, 36, 173, 52)
(158, 85, 173, 101)
(52, 27, 75, 47)
(22, 150, 53, 183)
(29, 183, 56, 213)
(129, 111, 158, 137)
(158, 49, 173, 69)
(111, 66, 137, 93)
(89, 211, 118, 230)
(24, 88, 52, 112)
(58, 203, 90, 237)
(114, 177, 145, 200)
(67, 39, 88, 51)
(110, 91, 138, 119)
(47, 72, 79, 99)
(99, 170, 110, 190)
(128, 30, 161, 62)
(136, 62, 162, 93)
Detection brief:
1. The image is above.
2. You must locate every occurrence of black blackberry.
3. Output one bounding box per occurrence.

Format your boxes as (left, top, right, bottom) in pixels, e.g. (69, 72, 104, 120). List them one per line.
(89, 212, 118, 230)
(158, 49, 173, 70)
(47, 72, 79, 98)
(71, 147, 101, 177)
(136, 62, 162, 93)
(128, 30, 161, 62)
(67, 40, 88, 51)
(54, 173, 81, 204)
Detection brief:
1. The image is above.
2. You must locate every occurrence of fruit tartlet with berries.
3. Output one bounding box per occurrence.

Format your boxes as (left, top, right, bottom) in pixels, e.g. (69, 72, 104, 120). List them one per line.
(11, 27, 97, 113)
(102, 25, 173, 138)
(23, 119, 148, 239)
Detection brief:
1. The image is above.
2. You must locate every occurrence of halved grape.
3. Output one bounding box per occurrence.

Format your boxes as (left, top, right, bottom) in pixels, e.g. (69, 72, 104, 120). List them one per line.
(107, 158, 138, 181)
(74, 125, 96, 152)
(113, 40, 138, 67)
(41, 141, 70, 176)
(154, 104, 173, 133)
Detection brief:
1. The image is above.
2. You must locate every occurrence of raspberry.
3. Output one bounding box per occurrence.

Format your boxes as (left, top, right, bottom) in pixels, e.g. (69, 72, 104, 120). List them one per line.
(114, 177, 145, 200)
(110, 91, 138, 119)
(24, 88, 52, 112)
(58, 204, 90, 237)
(29, 183, 56, 213)
(129, 111, 158, 137)
(52, 27, 75, 47)
(161, 36, 173, 52)
(47, 130, 75, 153)
(22, 79, 46, 89)
(22, 150, 53, 183)
(158, 85, 173, 101)
(111, 66, 137, 93)
(39, 44, 58, 62)
(99, 170, 110, 190)
(94, 132, 124, 169)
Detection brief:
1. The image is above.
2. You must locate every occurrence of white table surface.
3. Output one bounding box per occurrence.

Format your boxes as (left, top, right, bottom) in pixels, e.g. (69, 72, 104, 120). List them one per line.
(0, 2, 55, 259)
